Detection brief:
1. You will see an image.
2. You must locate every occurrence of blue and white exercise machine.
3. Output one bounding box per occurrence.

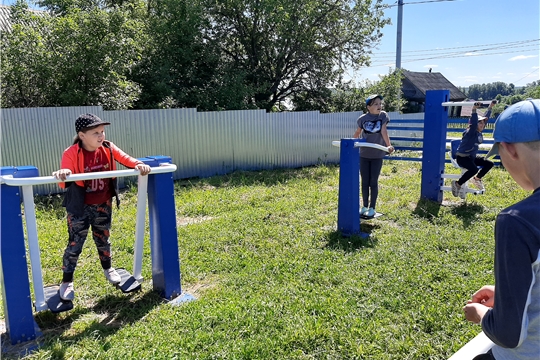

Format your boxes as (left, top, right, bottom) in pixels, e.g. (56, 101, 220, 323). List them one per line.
(0, 156, 194, 346)
(332, 139, 390, 237)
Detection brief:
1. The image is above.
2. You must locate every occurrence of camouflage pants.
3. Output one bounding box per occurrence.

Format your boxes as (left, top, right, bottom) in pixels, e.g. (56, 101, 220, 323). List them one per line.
(63, 200, 113, 274)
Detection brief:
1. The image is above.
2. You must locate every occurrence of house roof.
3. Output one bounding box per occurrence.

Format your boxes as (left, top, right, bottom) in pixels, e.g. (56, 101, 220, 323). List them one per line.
(0, 5, 47, 33)
(401, 69, 467, 102)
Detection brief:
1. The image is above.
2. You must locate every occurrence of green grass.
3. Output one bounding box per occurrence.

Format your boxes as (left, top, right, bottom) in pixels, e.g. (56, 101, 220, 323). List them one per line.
(2, 160, 528, 359)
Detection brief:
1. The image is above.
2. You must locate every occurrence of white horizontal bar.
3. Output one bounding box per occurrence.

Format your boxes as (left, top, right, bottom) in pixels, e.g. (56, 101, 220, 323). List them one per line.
(331, 140, 390, 153)
(442, 101, 493, 107)
(440, 186, 485, 195)
(448, 331, 494, 360)
(441, 174, 461, 179)
(0, 164, 177, 187)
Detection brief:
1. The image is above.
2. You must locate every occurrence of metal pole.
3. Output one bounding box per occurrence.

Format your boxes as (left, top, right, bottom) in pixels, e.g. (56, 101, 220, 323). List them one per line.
(22, 185, 47, 312)
(133, 174, 148, 282)
(396, 0, 404, 69)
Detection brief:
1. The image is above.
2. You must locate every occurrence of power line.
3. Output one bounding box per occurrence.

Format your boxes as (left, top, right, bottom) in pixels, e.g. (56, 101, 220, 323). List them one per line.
(511, 68, 540, 85)
(374, 39, 539, 55)
(387, 0, 460, 7)
(368, 45, 539, 64)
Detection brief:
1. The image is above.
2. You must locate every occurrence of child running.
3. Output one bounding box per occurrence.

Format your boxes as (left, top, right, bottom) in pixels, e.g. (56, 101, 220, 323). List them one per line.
(53, 113, 151, 301)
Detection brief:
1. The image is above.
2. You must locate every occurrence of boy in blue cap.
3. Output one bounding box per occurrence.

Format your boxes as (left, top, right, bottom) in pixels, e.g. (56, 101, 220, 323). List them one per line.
(462, 99, 540, 359)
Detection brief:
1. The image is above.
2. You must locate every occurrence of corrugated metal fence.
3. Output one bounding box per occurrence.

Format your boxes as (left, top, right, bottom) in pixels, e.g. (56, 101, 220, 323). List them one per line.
(2, 106, 423, 195)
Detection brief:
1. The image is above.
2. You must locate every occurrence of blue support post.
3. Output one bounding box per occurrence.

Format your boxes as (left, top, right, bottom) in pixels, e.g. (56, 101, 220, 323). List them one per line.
(145, 156, 182, 299)
(421, 90, 450, 203)
(0, 166, 41, 345)
(337, 139, 367, 237)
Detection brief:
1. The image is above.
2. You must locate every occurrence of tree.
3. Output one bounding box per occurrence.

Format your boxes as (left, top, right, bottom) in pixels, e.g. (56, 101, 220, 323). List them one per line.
(466, 81, 515, 101)
(202, 0, 389, 111)
(292, 70, 404, 113)
(0, 1, 53, 107)
(132, 0, 255, 111)
(1, 0, 146, 109)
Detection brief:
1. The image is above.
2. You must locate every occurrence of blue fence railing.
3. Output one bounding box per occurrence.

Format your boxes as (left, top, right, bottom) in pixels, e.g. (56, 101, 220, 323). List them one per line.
(386, 117, 500, 164)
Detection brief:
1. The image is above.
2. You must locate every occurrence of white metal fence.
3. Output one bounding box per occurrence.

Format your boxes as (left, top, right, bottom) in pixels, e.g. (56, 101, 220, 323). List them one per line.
(0, 106, 424, 195)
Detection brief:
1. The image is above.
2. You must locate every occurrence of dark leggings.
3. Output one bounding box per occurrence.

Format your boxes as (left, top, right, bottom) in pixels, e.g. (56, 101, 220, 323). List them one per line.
(456, 155, 494, 186)
(62, 201, 113, 282)
(359, 157, 383, 209)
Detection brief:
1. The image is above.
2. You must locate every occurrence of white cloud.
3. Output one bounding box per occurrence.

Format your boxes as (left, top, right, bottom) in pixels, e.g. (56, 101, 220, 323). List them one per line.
(423, 64, 438, 68)
(464, 52, 481, 56)
(508, 55, 538, 61)
(459, 75, 478, 80)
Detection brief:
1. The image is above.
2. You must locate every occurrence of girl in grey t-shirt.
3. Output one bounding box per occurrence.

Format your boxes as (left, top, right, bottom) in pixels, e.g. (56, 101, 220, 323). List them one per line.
(352, 95, 394, 217)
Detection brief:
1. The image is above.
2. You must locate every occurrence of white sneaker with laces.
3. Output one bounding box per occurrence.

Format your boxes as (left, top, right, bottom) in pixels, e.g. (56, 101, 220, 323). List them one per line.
(104, 268, 122, 285)
(59, 282, 74, 301)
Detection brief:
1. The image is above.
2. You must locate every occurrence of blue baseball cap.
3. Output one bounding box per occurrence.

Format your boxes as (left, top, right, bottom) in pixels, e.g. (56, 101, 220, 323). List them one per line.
(486, 99, 540, 158)
(365, 94, 383, 106)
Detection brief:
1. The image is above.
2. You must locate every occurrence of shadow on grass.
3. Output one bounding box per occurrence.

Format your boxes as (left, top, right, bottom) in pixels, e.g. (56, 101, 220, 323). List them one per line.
(413, 198, 442, 221)
(451, 202, 485, 227)
(324, 225, 379, 252)
(29, 290, 165, 358)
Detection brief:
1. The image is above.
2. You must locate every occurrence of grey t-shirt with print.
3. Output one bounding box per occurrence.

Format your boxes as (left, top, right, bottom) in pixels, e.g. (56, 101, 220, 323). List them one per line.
(356, 111, 390, 159)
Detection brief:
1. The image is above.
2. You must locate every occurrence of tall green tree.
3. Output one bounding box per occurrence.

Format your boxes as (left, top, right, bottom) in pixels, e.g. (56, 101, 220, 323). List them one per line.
(203, 0, 389, 111)
(132, 0, 254, 110)
(1, 0, 146, 109)
(0, 1, 53, 107)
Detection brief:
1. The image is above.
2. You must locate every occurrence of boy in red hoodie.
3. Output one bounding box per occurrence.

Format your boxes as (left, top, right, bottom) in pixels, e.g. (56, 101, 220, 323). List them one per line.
(53, 114, 151, 301)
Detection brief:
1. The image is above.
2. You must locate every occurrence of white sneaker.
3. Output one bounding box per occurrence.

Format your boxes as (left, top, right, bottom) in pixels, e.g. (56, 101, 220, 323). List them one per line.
(471, 177, 485, 191)
(365, 208, 376, 217)
(459, 185, 467, 199)
(104, 268, 122, 285)
(360, 207, 369, 215)
(59, 282, 74, 301)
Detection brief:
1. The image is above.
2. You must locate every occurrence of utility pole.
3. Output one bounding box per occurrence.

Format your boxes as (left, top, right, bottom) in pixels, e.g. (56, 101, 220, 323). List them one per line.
(396, 0, 404, 69)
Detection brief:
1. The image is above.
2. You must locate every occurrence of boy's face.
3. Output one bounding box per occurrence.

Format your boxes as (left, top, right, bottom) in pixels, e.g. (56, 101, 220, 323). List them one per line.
(79, 125, 106, 151)
(499, 142, 534, 191)
(367, 98, 382, 115)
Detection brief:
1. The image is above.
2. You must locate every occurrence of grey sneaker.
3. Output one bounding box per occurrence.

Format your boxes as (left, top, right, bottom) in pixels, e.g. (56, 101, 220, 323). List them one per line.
(59, 282, 74, 301)
(451, 180, 461, 197)
(104, 268, 122, 285)
(365, 208, 376, 217)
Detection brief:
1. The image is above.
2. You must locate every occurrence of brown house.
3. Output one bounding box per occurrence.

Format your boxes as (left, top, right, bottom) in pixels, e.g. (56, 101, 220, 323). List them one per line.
(401, 69, 466, 114)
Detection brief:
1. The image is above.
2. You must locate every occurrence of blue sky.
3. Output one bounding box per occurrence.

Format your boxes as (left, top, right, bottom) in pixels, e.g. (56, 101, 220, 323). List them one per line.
(3, 0, 539, 88)
(351, 0, 540, 87)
